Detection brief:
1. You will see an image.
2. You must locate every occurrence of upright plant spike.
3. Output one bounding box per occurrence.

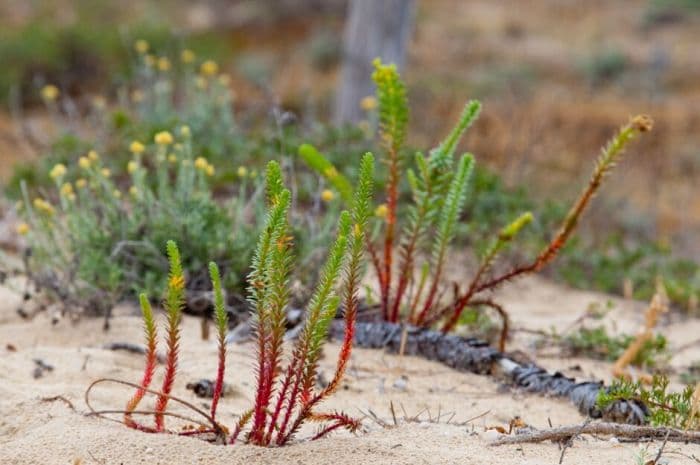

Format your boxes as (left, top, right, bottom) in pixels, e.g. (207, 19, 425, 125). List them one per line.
(277, 154, 375, 446)
(372, 58, 409, 322)
(155, 240, 185, 431)
(415, 154, 474, 325)
(124, 293, 158, 430)
(208, 262, 228, 422)
(436, 115, 653, 336)
(247, 162, 292, 445)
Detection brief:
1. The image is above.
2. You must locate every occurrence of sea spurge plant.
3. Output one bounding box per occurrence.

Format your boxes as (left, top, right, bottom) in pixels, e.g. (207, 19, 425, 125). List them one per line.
(302, 61, 652, 351)
(90, 155, 374, 445)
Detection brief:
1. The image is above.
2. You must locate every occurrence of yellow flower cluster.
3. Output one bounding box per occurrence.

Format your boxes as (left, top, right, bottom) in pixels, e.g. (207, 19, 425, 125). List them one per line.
(16, 222, 30, 235)
(195, 157, 215, 176)
(200, 60, 219, 76)
(76, 179, 87, 189)
(157, 57, 171, 72)
(134, 39, 149, 54)
(49, 163, 67, 180)
(237, 166, 248, 178)
(374, 203, 388, 218)
(41, 84, 60, 102)
(321, 189, 335, 202)
(60, 182, 76, 201)
(360, 96, 377, 111)
(179, 125, 191, 138)
(169, 274, 185, 291)
(154, 131, 173, 146)
(88, 150, 99, 161)
(130, 141, 145, 154)
(33, 198, 55, 216)
(79, 157, 91, 169)
(181, 49, 195, 64)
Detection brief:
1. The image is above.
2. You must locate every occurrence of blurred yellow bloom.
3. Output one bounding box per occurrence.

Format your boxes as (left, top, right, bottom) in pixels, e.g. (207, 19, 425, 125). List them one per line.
(360, 96, 377, 111)
(250, 169, 258, 179)
(157, 57, 171, 71)
(49, 163, 67, 180)
(194, 157, 208, 170)
(134, 39, 149, 54)
(168, 154, 178, 164)
(195, 76, 208, 90)
(154, 131, 173, 145)
(206, 164, 215, 176)
(129, 186, 139, 197)
(113, 189, 122, 199)
(129, 140, 145, 154)
(181, 49, 195, 64)
(237, 166, 248, 178)
(180, 125, 191, 137)
(88, 150, 99, 161)
(41, 84, 59, 101)
(321, 189, 335, 202)
(76, 178, 87, 189)
(375, 204, 388, 218)
(144, 54, 156, 67)
(78, 157, 91, 169)
(60, 182, 73, 197)
(16, 223, 30, 235)
(33, 198, 54, 216)
(127, 161, 139, 173)
(101, 168, 111, 178)
(200, 60, 219, 76)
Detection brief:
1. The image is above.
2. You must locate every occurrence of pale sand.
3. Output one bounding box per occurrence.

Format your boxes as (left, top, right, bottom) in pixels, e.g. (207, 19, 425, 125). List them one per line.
(1, 277, 700, 465)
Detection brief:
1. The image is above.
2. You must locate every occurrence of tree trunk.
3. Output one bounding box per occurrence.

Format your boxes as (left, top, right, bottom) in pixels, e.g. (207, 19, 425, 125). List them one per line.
(334, 0, 416, 125)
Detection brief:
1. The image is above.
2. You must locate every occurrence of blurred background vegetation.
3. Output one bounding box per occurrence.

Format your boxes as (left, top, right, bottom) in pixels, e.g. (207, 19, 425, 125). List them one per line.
(2, 0, 700, 311)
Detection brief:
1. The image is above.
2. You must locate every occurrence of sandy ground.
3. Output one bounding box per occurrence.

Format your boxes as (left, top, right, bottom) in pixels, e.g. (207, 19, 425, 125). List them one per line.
(1, 277, 700, 464)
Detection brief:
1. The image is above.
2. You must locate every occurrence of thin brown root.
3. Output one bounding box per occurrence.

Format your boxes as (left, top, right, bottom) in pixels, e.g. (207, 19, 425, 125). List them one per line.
(489, 422, 700, 446)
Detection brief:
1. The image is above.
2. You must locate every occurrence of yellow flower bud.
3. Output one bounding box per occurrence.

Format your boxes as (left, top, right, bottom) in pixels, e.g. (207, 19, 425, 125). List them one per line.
(154, 131, 173, 145)
(101, 168, 111, 178)
(200, 60, 219, 76)
(237, 166, 248, 178)
(181, 49, 195, 63)
(195, 76, 208, 90)
(88, 150, 99, 161)
(179, 125, 191, 137)
(321, 189, 335, 202)
(127, 161, 139, 173)
(206, 164, 215, 176)
(79, 157, 91, 169)
(134, 39, 149, 54)
(129, 186, 139, 197)
(41, 84, 60, 101)
(76, 178, 87, 189)
(168, 154, 178, 164)
(375, 204, 388, 218)
(129, 141, 145, 154)
(324, 167, 338, 179)
(16, 222, 30, 235)
(49, 163, 67, 180)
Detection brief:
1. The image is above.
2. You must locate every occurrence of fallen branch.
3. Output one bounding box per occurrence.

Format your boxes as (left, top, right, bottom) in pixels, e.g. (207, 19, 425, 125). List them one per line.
(330, 320, 648, 424)
(489, 422, 700, 446)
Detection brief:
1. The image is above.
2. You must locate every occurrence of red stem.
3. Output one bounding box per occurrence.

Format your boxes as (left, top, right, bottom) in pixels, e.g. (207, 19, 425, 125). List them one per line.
(382, 147, 400, 322)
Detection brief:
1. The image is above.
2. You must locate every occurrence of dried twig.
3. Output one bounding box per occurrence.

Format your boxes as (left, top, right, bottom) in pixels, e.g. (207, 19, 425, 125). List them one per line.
(490, 422, 700, 446)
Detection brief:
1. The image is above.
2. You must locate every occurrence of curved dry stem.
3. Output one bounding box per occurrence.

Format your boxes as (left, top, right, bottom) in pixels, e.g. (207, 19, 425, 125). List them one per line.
(85, 378, 226, 441)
